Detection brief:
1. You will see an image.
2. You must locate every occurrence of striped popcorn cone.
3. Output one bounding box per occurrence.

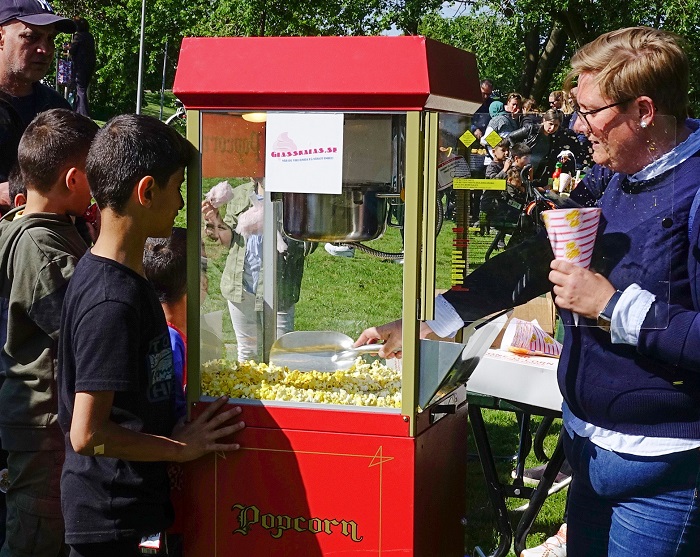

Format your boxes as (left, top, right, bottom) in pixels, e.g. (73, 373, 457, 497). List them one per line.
(542, 207, 602, 325)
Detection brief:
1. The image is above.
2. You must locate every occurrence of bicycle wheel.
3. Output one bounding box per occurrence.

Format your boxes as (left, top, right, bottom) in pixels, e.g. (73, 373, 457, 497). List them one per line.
(165, 110, 186, 135)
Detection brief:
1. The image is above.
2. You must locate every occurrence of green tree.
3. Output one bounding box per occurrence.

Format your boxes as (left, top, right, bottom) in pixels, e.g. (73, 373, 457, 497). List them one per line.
(53, 0, 700, 118)
(421, 0, 700, 114)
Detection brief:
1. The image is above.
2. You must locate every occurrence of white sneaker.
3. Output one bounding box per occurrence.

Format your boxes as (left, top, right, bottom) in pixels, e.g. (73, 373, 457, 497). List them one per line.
(325, 243, 355, 257)
(520, 523, 567, 557)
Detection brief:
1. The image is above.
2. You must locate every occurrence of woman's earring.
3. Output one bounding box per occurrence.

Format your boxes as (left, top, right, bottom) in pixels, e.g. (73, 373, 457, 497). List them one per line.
(640, 121, 648, 128)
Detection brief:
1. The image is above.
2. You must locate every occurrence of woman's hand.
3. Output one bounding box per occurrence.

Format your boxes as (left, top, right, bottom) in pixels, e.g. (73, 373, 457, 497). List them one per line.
(354, 320, 442, 359)
(355, 320, 403, 359)
(549, 259, 616, 319)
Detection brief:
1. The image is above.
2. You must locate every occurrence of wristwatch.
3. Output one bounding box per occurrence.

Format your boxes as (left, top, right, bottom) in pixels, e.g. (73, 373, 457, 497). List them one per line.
(597, 290, 623, 332)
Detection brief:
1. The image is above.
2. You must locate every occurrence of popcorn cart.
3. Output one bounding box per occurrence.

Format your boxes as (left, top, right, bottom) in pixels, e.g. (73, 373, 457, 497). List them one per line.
(173, 36, 503, 557)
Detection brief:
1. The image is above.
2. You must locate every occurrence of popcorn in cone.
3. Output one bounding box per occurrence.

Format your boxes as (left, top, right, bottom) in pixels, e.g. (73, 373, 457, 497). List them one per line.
(542, 207, 602, 325)
(505, 318, 562, 358)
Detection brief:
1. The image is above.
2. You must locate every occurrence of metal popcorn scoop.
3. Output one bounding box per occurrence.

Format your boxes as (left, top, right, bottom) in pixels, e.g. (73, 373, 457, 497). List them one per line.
(269, 331, 384, 372)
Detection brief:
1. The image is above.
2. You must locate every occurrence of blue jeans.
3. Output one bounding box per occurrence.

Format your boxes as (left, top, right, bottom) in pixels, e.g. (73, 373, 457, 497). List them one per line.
(564, 430, 700, 557)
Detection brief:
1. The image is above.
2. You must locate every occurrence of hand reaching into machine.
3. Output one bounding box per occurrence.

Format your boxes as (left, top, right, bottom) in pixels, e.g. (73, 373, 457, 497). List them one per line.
(354, 320, 441, 359)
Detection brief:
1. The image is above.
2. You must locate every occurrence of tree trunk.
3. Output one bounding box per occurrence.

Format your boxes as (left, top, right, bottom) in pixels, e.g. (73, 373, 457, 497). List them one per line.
(519, 26, 540, 98)
(530, 23, 568, 104)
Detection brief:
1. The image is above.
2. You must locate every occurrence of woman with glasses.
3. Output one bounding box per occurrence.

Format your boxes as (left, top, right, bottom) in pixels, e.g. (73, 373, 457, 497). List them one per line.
(356, 26, 700, 557)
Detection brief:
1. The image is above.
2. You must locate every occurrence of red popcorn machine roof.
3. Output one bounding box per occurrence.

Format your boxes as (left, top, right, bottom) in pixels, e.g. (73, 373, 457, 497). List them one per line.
(173, 35, 482, 113)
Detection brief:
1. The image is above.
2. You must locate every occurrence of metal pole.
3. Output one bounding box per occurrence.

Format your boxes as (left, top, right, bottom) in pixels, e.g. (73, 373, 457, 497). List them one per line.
(159, 39, 167, 120)
(135, 0, 146, 114)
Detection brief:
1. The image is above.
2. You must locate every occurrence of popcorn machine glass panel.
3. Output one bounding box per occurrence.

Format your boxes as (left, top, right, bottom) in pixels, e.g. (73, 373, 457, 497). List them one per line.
(198, 110, 408, 410)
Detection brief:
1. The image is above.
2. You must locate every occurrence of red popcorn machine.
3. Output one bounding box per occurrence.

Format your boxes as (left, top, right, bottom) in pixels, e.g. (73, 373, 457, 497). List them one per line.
(172, 35, 505, 557)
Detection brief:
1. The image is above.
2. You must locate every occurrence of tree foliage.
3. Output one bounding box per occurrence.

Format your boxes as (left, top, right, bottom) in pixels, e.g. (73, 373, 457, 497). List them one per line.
(52, 0, 700, 119)
(422, 0, 700, 113)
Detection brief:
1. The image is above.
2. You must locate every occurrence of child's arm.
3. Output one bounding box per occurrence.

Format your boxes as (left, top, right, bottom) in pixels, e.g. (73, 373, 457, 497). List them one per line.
(70, 391, 244, 463)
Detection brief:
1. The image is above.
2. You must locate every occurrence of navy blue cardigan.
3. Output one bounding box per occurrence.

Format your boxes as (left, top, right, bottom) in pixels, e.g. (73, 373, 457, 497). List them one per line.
(445, 152, 700, 438)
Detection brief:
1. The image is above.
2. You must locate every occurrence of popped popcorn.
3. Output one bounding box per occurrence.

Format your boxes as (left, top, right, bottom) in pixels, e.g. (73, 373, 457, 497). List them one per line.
(201, 358, 402, 408)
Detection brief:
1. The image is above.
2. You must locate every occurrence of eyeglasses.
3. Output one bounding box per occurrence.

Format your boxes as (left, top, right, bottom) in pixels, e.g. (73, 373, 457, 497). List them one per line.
(573, 98, 634, 131)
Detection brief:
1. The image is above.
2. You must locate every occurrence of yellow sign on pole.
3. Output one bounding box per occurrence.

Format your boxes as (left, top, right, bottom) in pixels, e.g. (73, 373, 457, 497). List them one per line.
(459, 130, 476, 148)
(453, 178, 506, 191)
(484, 130, 503, 148)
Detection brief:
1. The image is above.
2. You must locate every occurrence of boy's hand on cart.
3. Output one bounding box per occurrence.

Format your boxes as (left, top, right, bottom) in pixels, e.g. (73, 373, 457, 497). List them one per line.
(549, 259, 616, 319)
(171, 396, 245, 462)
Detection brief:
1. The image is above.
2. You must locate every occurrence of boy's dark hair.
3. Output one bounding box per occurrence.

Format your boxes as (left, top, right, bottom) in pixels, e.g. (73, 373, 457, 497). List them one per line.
(7, 166, 26, 207)
(496, 138, 510, 149)
(510, 142, 532, 158)
(17, 109, 99, 194)
(506, 166, 522, 183)
(143, 227, 187, 304)
(86, 114, 195, 214)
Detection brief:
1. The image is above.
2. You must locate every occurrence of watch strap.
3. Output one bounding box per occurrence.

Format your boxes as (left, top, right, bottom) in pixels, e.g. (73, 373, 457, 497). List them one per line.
(597, 290, 623, 331)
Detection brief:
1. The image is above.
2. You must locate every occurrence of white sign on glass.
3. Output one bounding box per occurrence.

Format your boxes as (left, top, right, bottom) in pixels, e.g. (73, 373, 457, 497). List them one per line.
(265, 112, 344, 194)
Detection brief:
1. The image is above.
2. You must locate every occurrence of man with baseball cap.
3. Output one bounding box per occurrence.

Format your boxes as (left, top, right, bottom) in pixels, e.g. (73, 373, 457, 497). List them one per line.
(0, 0, 74, 213)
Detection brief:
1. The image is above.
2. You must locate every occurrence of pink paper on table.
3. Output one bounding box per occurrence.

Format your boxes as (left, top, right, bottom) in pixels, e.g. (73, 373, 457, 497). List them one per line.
(542, 207, 602, 325)
(506, 318, 562, 358)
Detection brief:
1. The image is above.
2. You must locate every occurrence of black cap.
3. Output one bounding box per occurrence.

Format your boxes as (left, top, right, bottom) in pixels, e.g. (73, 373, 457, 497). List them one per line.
(0, 0, 75, 33)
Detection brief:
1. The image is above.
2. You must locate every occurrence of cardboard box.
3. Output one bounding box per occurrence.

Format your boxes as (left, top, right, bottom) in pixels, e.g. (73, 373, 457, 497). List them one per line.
(512, 293, 556, 334)
(490, 294, 556, 349)
(467, 348, 562, 411)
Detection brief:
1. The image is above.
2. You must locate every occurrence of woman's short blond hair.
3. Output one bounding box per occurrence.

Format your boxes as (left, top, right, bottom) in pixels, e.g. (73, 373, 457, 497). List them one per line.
(565, 26, 689, 122)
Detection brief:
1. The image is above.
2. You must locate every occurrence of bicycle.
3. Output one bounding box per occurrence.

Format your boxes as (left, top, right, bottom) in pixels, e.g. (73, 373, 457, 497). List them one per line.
(165, 99, 186, 134)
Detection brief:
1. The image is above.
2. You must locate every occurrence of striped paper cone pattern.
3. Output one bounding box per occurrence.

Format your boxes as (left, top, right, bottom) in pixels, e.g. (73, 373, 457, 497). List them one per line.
(542, 208, 602, 268)
(508, 318, 563, 358)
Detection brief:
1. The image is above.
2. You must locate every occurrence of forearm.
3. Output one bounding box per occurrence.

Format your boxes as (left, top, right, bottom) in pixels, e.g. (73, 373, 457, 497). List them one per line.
(637, 301, 700, 372)
(75, 418, 185, 462)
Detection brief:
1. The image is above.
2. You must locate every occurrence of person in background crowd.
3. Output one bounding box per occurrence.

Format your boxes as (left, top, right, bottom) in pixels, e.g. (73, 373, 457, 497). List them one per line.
(467, 79, 497, 222)
(356, 26, 700, 557)
(549, 90, 574, 128)
(68, 16, 96, 118)
(488, 92, 523, 136)
(521, 97, 541, 127)
(143, 228, 189, 420)
(0, 0, 74, 212)
(471, 78, 496, 143)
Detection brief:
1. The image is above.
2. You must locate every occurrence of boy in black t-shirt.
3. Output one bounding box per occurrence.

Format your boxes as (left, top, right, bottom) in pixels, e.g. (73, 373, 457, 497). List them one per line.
(57, 114, 245, 557)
